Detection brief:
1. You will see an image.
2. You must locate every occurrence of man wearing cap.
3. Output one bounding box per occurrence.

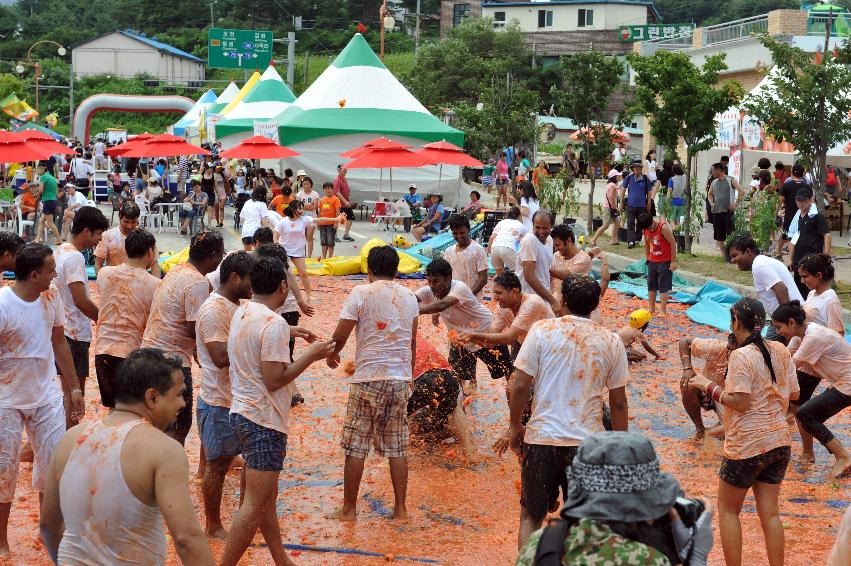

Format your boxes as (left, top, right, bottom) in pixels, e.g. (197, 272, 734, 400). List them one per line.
(403, 184, 423, 232)
(788, 187, 830, 297)
(515, 431, 714, 565)
(333, 166, 355, 242)
(620, 160, 656, 248)
(507, 275, 630, 546)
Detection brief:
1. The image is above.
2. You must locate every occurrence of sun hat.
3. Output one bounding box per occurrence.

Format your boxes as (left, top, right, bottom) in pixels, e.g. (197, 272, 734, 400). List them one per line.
(409, 183, 417, 189)
(561, 431, 683, 523)
(607, 168, 621, 179)
(296, 169, 307, 177)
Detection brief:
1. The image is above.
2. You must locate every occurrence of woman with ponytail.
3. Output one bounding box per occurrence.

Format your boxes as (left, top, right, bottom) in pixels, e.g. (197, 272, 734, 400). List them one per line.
(688, 297, 798, 566)
(798, 253, 844, 334)
(772, 301, 851, 478)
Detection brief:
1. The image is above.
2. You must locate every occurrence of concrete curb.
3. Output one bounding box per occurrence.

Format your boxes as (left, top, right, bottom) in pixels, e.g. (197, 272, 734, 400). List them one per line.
(600, 251, 851, 326)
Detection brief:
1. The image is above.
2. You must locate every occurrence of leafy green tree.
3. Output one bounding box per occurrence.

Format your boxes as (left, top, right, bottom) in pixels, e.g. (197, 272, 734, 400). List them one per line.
(404, 18, 532, 110)
(0, 74, 26, 103)
(742, 30, 851, 212)
(550, 50, 626, 230)
(454, 74, 539, 160)
(627, 51, 742, 254)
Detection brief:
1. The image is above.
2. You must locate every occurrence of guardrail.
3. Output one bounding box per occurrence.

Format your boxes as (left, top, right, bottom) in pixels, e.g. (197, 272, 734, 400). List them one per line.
(703, 14, 768, 46)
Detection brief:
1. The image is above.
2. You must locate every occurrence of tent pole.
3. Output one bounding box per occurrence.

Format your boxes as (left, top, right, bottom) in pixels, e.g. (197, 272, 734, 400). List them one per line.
(379, 168, 383, 201)
(389, 167, 393, 200)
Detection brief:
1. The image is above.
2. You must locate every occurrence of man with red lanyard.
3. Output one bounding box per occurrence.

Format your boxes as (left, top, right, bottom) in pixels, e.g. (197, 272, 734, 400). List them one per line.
(333, 166, 355, 242)
(636, 212, 677, 316)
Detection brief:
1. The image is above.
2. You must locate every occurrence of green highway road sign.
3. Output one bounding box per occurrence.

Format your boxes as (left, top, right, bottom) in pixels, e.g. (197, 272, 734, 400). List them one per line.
(208, 28, 273, 69)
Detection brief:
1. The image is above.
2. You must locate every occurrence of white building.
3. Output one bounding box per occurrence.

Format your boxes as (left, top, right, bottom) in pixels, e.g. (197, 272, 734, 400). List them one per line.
(72, 29, 205, 86)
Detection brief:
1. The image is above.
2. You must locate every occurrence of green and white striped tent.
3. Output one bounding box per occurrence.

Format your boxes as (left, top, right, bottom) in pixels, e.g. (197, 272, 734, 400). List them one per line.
(263, 33, 466, 203)
(215, 66, 296, 143)
(205, 82, 239, 117)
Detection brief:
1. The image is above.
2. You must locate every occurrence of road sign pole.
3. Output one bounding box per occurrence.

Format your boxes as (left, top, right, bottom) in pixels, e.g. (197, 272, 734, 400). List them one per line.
(286, 32, 295, 89)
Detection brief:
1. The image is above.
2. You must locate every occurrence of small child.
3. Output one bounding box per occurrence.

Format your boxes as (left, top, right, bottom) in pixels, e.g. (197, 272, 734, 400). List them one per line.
(481, 159, 496, 193)
(317, 181, 341, 260)
(618, 309, 663, 363)
(132, 185, 148, 209)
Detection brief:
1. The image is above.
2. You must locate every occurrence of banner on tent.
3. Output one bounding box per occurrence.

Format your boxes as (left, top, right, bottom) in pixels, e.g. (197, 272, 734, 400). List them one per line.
(729, 145, 742, 180)
(253, 120, 279, 143)
(206, 114, 221, 143)
(714, 108, 795, 154)
(716, 109, 739, 149)
(741, 115, 763, 150)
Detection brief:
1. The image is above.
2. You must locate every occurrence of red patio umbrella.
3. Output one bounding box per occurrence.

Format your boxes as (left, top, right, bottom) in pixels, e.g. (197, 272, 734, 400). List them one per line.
(340, 137, 411, 159)
(17, 131, 76, 156)
(106, 133, 154, 156)
(219, 136, 300, 159)
(0, 130, 56, 163)
(415, 140, 482, 204)
(121, 133, 210, 158)
(345, 146, 432, 199)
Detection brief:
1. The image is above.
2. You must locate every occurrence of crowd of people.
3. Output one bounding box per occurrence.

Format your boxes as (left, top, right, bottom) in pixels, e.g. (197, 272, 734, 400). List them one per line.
(1, 137, 850, 565)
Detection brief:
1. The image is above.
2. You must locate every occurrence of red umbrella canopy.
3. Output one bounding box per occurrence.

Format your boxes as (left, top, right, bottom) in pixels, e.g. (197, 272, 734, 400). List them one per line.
(414, 147, 483, 167)
(17, 131, 76, 156)
(345, 147, 432, 169)
(106, 133, 154, 156)
(121, 133, 210, 158)
(0, 130, 56, 163)
(219, 136, 300, 159)
(340, 137, 412, 159)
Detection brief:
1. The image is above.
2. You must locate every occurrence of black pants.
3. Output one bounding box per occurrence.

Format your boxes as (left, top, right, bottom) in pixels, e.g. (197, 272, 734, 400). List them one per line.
(94, 353, 124, 408)
(626, 206, 646, 244)
(168, 366, 193, 445)
(408, 369, 460, 432)
(281, 310, 300, 362)
(797, 387, 851, 446)
(57, 336, 90, 393)
(448, 344, 512, 382)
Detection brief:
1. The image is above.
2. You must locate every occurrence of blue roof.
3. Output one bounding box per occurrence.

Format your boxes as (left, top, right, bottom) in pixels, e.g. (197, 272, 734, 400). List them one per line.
(481, 0, 661, 22)
(120, 30, 204, 63)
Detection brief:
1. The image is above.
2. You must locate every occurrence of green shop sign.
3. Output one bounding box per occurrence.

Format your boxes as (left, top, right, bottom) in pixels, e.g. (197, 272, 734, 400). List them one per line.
(619, 24, 695, 42)
(208, 28, 273, 69)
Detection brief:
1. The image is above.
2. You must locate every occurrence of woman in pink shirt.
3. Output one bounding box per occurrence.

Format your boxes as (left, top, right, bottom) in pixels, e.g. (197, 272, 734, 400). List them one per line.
(496, 154, 510, 210)
(688, 297, 798, 566)
(771, 301, 851, 479)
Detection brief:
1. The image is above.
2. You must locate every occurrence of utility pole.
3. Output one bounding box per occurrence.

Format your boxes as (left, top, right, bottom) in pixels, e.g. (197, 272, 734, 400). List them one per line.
(69, 61, 74, 139)
(209, 0, 214, 27)
(303, 51, 309, 84)
(414, 0, 421, 56)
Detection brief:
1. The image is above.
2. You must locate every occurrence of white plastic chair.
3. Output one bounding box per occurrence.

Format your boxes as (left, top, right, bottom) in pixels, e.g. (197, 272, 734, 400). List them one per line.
(14, 195, 36, 239)
(138, 202, 163, 233)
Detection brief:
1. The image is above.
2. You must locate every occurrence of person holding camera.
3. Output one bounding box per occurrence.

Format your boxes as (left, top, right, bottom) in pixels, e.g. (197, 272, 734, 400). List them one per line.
(687, 297, 798, 566)
(517, 431, 714, 566)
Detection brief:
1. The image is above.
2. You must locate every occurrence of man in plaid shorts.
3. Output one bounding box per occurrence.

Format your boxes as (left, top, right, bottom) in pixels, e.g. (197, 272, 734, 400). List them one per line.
(53, 206, 109, 427)
(326, 245, 419, 521)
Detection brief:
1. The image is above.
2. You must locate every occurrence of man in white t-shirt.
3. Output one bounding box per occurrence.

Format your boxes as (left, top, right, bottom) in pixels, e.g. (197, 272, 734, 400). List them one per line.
(728, 234, 803, 342)
(516, 209, 559, 314)
(53, 206, 109, 426)
(507, 274, 630, 547)
(60, 184, 89, 240)
(442, 214, 488, 298)
(416, 259, 513, 390)
(325, 245, 419, 522)
(0, 243, 84, 559)
(195, 251, 255, 538)
(221, 257, 332, 565)
(93, 139, 106, 169)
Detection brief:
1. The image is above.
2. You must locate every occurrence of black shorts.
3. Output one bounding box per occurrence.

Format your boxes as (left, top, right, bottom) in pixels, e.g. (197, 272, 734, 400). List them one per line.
(647, 261, 673, 293)
(341, 207, 354, 220)
(94, 353, 124, 408)
(790, 371, 821, 406)
(42, 199, 57, 215)
(713, 211, 734, 242)
(203, 187, 216, 205)
(448, 344, 512, 381)
(719, 445, 791, 489)
(408, 369, 460, 432)
(521, 444, 578, 519)
(57, 336, 90, 390)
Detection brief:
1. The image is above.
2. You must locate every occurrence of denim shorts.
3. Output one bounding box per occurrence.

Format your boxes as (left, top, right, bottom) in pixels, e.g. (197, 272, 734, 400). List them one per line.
(196, 397, 240, 461)
(647, 260, 673, 293)
(230, 412, 287, 471)
(319, 224, 337, 246)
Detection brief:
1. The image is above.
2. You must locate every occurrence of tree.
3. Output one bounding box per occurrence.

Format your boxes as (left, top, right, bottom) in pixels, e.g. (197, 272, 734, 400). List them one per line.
(742, 26, 851, 212)
(454, 74, 539, 160)
(627, 50, 742, 254)
(404, 18, 532, 110)
(550, 50, 626, 230)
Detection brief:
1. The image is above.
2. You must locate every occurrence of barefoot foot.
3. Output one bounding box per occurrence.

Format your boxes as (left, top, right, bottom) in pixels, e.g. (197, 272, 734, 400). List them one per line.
(327, 508, 357, 522)
(796, 450, 816, 464)
(393, 506, 408, 520)
(689, 429, 705, 443)
(830, 456, 851, 478)
(205, 525, 229, 539)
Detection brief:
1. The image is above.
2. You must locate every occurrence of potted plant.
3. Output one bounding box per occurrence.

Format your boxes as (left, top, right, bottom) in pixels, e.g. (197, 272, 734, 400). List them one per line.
(539, 169, 581, 222)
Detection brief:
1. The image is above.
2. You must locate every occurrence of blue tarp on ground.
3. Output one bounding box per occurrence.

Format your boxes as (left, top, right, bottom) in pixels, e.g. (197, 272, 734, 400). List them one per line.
(609, 259, 742, 333)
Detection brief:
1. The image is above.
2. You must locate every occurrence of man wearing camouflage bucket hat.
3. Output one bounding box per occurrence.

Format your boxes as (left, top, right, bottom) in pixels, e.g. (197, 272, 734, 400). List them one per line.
(516, 432, 714, 566)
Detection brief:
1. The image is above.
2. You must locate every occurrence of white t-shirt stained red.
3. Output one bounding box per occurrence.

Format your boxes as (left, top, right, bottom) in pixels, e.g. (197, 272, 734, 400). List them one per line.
(340, 280, 419, 383)
(516, 232, 553, 296)
(442, 241, 488, 298)
(53, 243, 92, 342)
(196, 293, 239, 408)
(415, 280, 492, 352)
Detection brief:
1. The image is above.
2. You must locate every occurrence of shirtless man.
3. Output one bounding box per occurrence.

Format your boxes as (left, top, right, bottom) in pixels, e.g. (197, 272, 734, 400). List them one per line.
(40, 348, 215, 565)
(0, 243, 84, 559)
